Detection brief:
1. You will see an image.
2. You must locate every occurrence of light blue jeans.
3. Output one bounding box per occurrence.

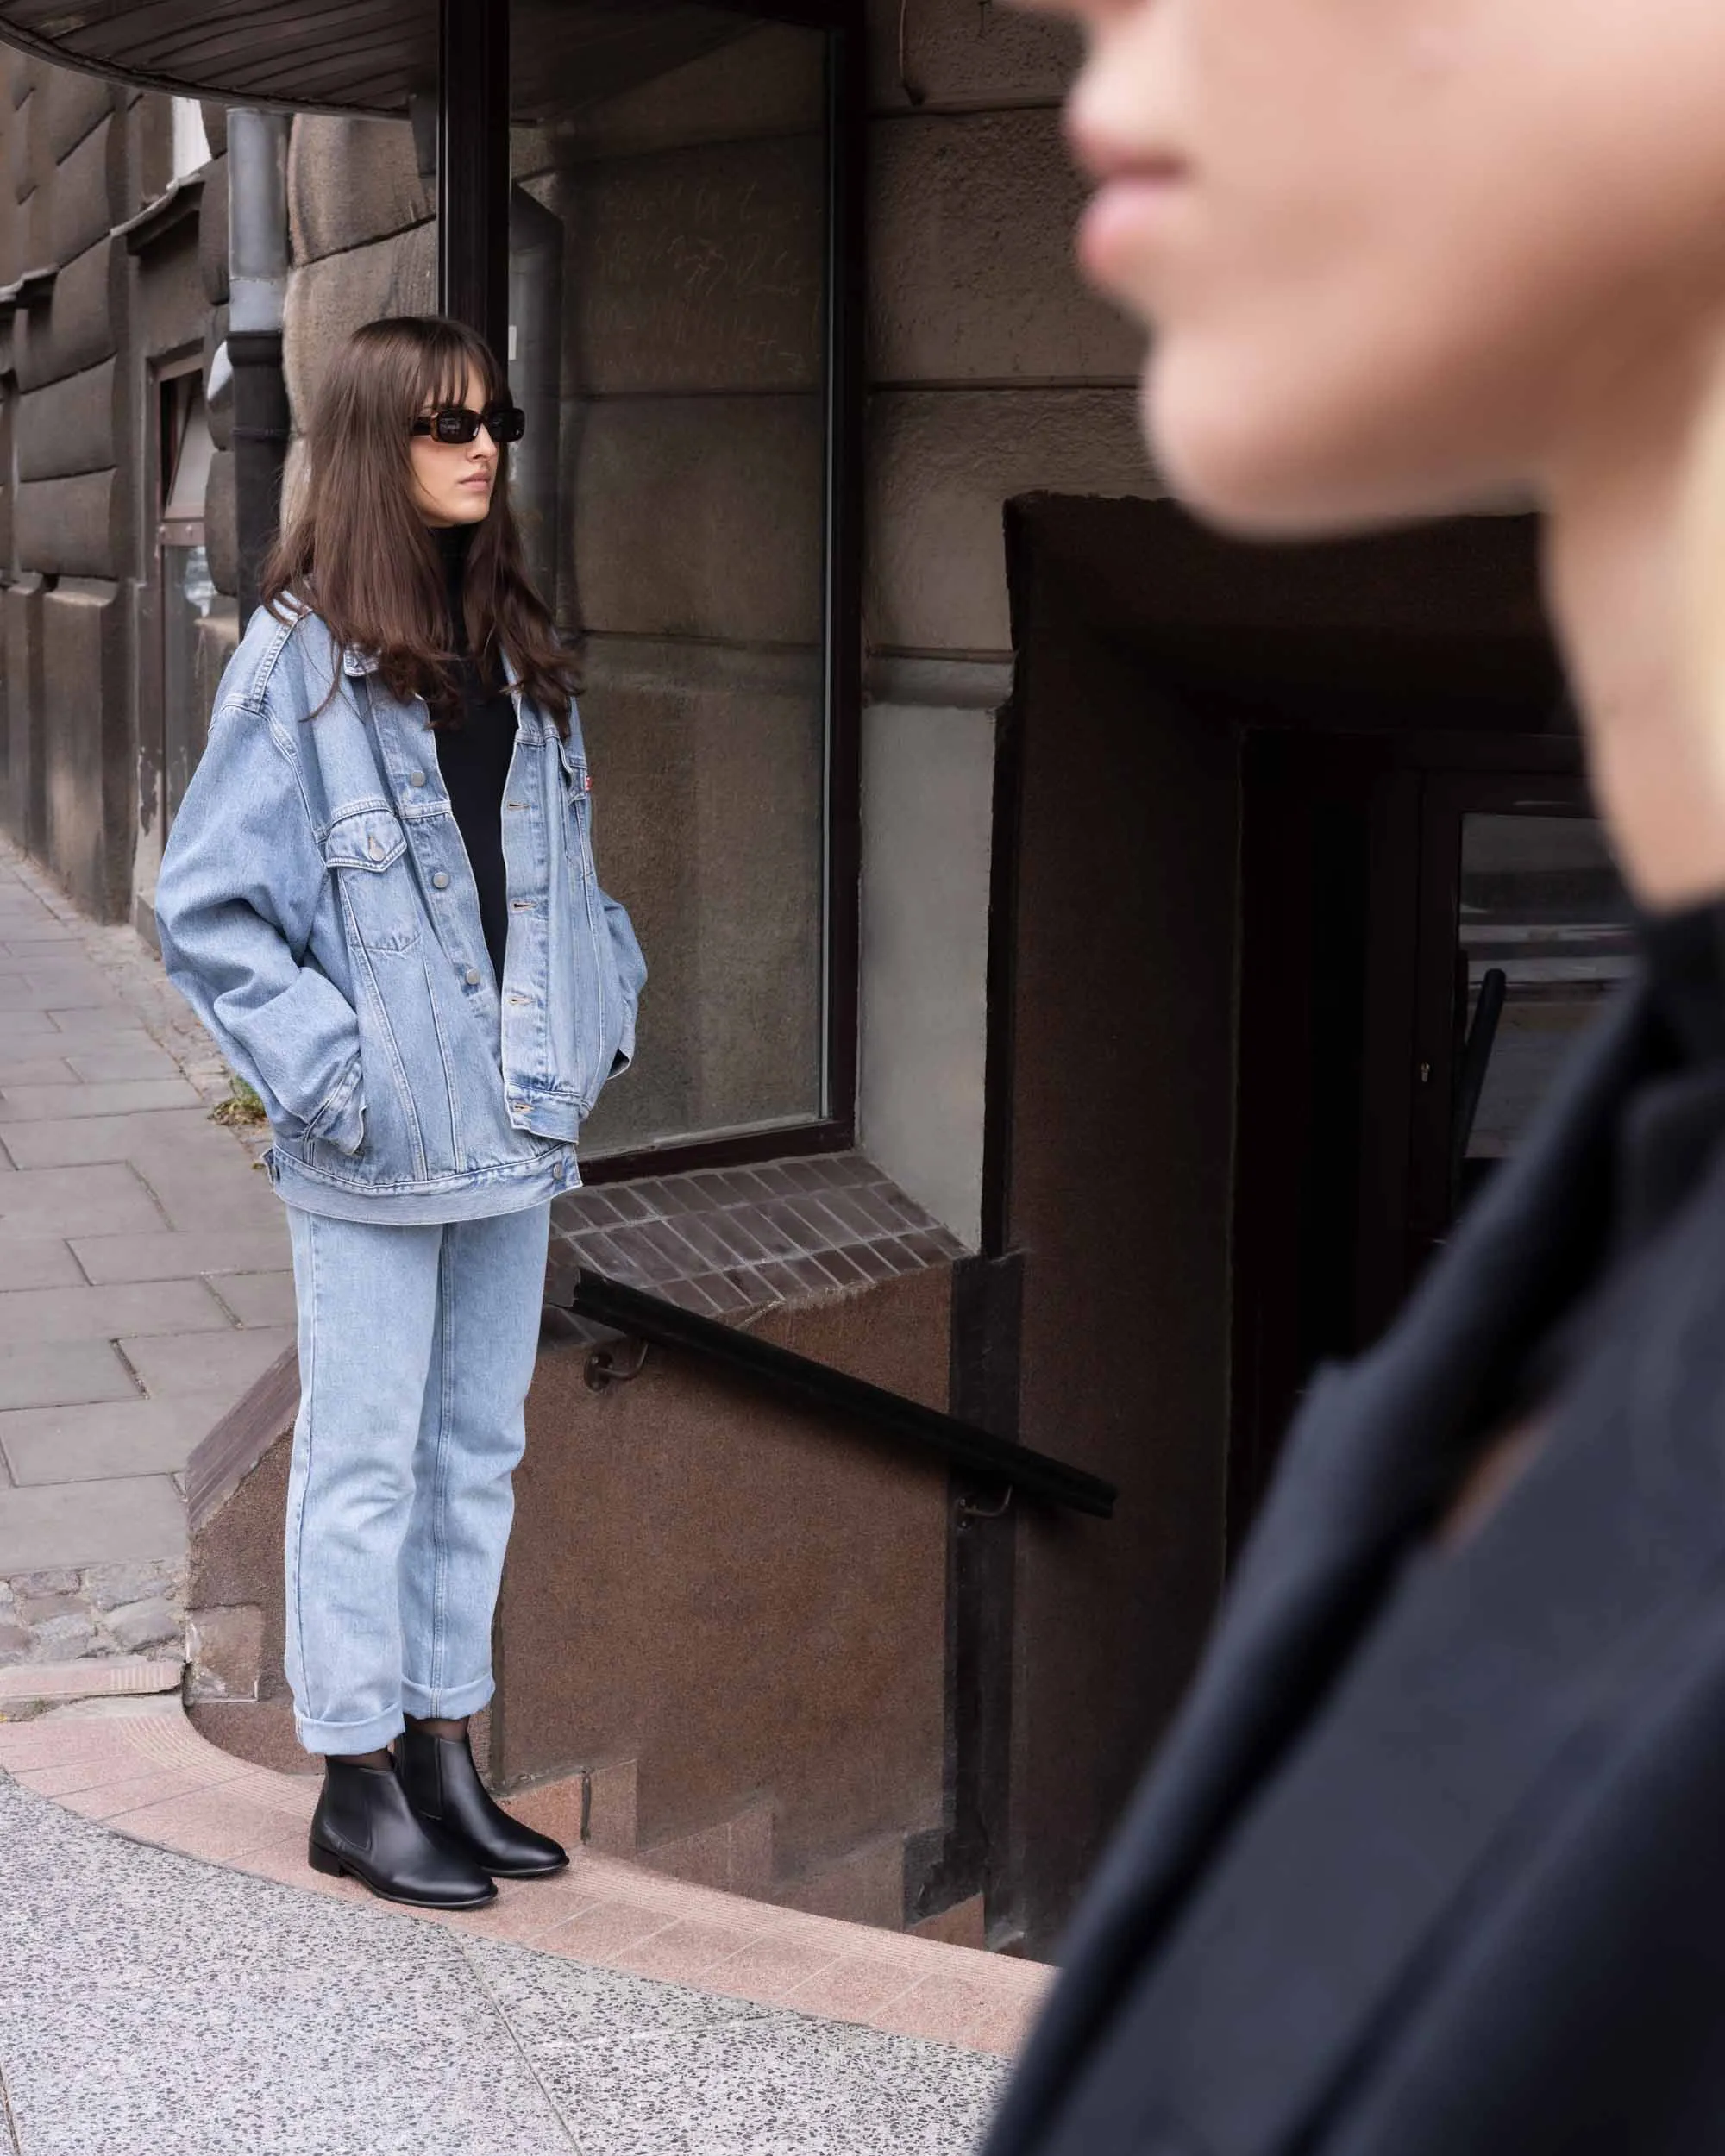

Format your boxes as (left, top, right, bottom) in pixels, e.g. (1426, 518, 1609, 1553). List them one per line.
(281, 1200, 552, 1756)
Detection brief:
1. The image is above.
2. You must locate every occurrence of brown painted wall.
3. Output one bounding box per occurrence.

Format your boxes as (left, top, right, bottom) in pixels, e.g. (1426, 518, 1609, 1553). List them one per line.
(499, 1268, 954, 1885)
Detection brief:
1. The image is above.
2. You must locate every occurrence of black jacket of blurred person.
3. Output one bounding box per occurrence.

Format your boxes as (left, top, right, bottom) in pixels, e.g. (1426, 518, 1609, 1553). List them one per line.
(985, 931, 1725, 2156)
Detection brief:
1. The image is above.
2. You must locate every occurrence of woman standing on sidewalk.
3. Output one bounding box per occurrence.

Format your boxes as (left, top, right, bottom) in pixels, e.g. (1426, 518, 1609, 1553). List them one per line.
(154, 316, 645, 1911)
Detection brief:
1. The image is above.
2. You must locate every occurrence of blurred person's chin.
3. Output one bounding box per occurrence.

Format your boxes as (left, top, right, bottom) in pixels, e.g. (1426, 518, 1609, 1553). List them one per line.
(1138, 332, 1531, 542)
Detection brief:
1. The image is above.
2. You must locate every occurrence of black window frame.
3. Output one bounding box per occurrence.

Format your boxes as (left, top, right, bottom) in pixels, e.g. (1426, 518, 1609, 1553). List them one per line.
(436, 0, 864, 1185)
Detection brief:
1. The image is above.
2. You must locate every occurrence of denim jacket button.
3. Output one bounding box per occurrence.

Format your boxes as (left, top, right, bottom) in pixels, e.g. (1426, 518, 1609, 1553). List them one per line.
(431, 870, 450, 889)
(464, 966, 481, 985)
(408, 769, 427, 786)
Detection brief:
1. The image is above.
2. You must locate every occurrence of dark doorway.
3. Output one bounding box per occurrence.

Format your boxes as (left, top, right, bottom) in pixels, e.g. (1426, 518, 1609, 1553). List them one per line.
(1228, 737, 1634, 1539)
(996, 495, 1584, 1947)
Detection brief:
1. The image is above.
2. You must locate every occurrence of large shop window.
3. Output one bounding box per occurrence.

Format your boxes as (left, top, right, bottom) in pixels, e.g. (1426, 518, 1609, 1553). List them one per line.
(504, 4, 843, 1164)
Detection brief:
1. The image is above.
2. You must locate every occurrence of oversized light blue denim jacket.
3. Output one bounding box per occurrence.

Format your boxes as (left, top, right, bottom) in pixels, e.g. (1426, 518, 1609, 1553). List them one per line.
(154, 601, 646, 1224)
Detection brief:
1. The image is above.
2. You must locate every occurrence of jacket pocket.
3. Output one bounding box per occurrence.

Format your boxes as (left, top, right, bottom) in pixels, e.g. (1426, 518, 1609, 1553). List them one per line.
(323, 807, 422, 954)
(557, 743, 596, 886)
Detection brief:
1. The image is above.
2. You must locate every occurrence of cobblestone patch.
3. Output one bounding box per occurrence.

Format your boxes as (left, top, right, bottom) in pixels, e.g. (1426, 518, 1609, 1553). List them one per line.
(0, 1562, 187, 1667)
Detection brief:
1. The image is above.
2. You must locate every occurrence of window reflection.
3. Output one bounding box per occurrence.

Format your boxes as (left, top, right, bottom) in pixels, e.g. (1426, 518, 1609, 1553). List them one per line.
(507, 8, 831, 1156)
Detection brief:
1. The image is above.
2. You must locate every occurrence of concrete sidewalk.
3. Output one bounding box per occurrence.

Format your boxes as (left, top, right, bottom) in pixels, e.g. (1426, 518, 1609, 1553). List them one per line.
(0, 1761, 1007, 2156)
(0, 838, 292, 1662)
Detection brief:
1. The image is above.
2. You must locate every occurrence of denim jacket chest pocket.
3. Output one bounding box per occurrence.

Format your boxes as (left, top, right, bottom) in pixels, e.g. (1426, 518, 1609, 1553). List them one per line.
(555, 737, 596, 888)
(323, 806, 421, 954)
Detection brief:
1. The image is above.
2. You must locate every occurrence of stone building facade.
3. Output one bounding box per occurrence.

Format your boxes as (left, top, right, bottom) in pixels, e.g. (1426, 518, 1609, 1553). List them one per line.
(0, 1, 1587, 1959)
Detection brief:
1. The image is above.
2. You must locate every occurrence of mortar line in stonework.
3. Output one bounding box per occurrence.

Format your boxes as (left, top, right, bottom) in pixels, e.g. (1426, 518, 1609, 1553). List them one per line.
(107, 1336, 150, 1401)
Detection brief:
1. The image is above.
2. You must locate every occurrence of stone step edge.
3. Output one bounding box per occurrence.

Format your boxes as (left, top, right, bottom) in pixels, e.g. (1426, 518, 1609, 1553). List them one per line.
(0, 1656, 184, 1709)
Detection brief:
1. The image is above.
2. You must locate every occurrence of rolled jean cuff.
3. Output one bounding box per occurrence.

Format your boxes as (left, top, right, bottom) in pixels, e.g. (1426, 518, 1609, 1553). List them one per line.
(401, 1670, 495, 1723)
(294, 1702, 405, 1757)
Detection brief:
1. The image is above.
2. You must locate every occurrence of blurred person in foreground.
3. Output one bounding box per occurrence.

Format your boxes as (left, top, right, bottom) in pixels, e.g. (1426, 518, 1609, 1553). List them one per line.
(982, 3, 1725, 2153)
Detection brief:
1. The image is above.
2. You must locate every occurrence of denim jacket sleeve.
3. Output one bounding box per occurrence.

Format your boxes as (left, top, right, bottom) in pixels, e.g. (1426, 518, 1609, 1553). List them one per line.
(154, 682, 367, 1155)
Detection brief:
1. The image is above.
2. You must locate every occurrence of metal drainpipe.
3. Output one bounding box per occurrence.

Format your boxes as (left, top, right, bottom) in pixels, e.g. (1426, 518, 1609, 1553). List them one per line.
(226, 110, 292, 625)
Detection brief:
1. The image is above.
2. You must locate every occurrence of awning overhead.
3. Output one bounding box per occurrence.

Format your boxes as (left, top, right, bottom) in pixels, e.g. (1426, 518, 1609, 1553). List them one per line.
(0, 0, 759, 118)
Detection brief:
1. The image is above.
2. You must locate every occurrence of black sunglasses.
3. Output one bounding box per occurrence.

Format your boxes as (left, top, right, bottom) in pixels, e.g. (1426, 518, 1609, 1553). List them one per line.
(411, 403, 526, 445)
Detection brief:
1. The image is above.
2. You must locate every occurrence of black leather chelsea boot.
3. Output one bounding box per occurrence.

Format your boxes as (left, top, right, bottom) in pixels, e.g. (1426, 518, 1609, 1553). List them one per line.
(396, 1724, 569, 1879)
(309, 1756, 497, 1908)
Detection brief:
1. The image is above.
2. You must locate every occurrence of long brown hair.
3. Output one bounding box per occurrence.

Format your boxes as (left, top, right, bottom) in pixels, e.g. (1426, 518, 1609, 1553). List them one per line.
(261, 315, 578, 732)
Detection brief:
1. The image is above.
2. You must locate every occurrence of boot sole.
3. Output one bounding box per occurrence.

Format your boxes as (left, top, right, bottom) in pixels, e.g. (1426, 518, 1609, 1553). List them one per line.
(483, 1853, 572, 1881)
(307, 1835, 497, 1909)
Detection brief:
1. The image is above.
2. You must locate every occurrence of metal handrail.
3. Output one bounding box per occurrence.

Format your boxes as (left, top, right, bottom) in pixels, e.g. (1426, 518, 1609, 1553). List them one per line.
(563, 1269, 1118, 1520)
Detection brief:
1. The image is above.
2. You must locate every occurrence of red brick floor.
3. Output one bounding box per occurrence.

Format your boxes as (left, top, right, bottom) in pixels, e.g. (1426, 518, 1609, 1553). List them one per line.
(0, 1675, 1051, 2059)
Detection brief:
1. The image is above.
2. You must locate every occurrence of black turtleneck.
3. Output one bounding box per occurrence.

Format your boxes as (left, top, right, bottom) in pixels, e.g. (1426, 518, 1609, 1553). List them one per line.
(432, 523, 515, 987)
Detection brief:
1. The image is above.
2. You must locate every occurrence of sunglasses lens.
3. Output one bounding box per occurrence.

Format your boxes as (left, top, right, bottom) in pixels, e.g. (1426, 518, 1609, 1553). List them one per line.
(486, 405, 526, 443)
(433, 409, 481, 443)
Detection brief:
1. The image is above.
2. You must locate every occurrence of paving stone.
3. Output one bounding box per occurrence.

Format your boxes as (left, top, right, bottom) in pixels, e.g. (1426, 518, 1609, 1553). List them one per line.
(0, 1276, 234, 1348)
(462, 1940, 1007, 2153)
(127, 1160, 282, 1235)
(84, 1559, 186, 1612)
(209, 1270, 297, 1328)
(3, 1106, 238, 1169)
(69, 1225, 288, 1283)
(0, 1476, 185, 1569)
(0, 977, 117, 1013)
(0, 1056, 78, 1085)
(29, 1611, 97, 1658)
(0, 1164, 162, 1238)
(7, 1566, 78, 1595)
(0, 1238, 86, 1288)
(0, 1779, 580, 2156)
(0, 1395, 235, 1487)
(118, 1326, 296, 1401)
(0, 1338, 138, 1412)
(0, 1620, 28, 1655)
(0, 1010, 70, 1042)
(62, 1042, 185, 1082)
(104, 1596, 182, 1652)
(185, 1603, 265, 1702)
(0, 1078, 204, 1121)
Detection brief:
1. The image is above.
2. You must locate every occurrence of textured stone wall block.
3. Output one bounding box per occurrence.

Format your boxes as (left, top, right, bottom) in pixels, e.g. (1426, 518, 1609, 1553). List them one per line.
(866, 0, 1081, 112)
(282, 222, 436, 426)
(39, 61, 112, 166)
(869, 110, 1140, 385)
(42, 578, 129, 919)
(16, 234, 118, 391)
(204, 446, 237, 599)
(9, 94, 31, 206)
(3, 575, 47, 856)
(572, 393, 825, 646)
(16, 357, 118, 481)
(0, 182, 19, 291)
(288, 114, 430, 265)
(198, 151, 229, 305)
(135, 218, 204, 364)
(867, 385, 1150, 653)
(554, 134, 825, 397)
(15, 469, 120, 579)
(47, 114, 115, 268)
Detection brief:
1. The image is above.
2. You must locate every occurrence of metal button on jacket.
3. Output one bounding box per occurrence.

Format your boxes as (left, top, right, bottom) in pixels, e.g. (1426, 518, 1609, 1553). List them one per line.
(431, 870, 450, 889)
(464, 966, 481, 985)
(408, 769, 427, 786)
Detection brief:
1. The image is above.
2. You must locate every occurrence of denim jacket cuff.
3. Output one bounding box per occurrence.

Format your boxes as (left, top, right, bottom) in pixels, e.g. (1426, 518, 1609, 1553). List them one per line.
(304, 1053, 366, 1156)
